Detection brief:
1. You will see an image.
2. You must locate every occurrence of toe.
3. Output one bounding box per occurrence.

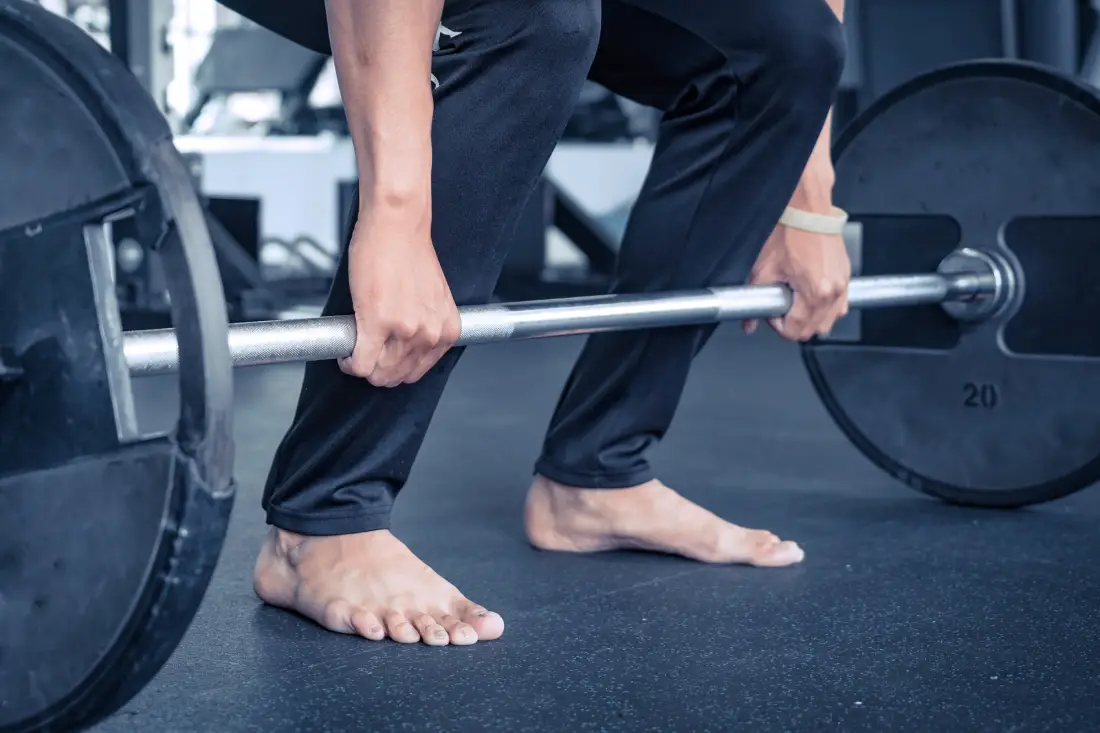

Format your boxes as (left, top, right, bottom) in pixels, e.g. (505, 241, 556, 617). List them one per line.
(321, 600, 355, 634)
(412, 613, 450, 646)
(459, 604, 505, 641)
(438, 614, 478, 646)
(384, 612, 420, 644)
(350, 610, 385, 641)
(711, 526, 803, 567)
(753, 539, 805, 567)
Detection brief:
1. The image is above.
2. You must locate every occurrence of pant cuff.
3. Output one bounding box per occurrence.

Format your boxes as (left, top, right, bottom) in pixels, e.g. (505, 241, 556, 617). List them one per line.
(533, 457, 654, 489)
(265, 506, 392, 536)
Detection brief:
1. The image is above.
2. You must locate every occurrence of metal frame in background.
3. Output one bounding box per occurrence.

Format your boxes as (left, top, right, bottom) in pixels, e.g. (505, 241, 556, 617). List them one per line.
(181, 24, 330, 134)
(106, 0, 174, 115)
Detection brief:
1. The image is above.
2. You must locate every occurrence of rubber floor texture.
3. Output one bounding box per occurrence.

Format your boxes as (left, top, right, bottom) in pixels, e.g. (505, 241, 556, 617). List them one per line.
(96, 327, 1100, 733)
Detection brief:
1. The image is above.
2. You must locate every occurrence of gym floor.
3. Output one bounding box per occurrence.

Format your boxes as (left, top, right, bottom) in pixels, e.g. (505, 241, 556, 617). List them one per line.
(98, 327, 1100, 733)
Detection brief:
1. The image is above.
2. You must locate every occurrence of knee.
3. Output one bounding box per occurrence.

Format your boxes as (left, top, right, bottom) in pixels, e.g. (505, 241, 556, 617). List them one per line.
(750, 1, 847, 107)
(524, 0, 601, 91)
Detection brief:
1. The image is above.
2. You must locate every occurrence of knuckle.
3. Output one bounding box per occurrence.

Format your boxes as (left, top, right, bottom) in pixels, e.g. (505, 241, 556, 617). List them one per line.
(404, 363, 429, 383)
(392, 320, 419, 340)
(423, 321, 444, 347)
(442, 319, 461, 344)
(786, 306, 810, 323)
(808, 279, 843, 302)
(366, 361, 395, 384)
(342, 357, 371, 379)
(419, 356, 444, 379)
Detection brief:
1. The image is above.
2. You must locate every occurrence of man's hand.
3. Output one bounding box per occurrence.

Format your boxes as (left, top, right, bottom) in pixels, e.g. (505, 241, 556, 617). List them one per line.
(745, 96, 850, 342)
(340, 209, 460, 387)
(743, 224, 851, 341)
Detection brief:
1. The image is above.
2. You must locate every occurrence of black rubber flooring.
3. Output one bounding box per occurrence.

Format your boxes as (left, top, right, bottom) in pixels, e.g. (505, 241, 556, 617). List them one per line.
(96, 328, 1100, 733)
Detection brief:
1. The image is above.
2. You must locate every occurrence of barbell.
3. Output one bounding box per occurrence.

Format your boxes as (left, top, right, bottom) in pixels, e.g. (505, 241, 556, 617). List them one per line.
(121, 251, 1009, 374)
(3, 2, 1100, 733)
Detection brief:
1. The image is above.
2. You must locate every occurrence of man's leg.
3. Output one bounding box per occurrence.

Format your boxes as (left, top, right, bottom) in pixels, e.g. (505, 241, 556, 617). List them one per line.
(526, 0, 846, 564)
(254, 0, 600, 644)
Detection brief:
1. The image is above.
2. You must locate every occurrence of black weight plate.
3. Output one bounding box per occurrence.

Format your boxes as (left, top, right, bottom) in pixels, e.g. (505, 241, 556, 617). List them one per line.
(0, 439, 231, 730)
(0, 3, 234, 732)
(802, 61, 1100, 508)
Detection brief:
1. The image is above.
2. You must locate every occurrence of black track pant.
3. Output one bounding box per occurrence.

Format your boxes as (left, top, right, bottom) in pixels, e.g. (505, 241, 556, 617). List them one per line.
(262, 0, 846, 535)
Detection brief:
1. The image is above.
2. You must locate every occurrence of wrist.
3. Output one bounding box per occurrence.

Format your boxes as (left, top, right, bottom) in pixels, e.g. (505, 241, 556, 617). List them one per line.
(358, 149, 432, 215)
(360, 174, 431, 216)
(789, 160, 835, 214)
(355, 111, 433, 210)
(778, 204, 847, 235)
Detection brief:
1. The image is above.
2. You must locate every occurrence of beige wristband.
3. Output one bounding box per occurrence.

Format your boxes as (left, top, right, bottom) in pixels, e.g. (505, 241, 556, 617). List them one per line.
(778, 205, 849, 235)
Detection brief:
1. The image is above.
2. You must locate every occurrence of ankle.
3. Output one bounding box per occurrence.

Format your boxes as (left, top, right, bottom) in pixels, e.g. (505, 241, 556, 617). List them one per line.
(531, 475, 607, 514)
(525, 479, 603, 552)
(530, 477, 651, 543)
(270, 526, 307, 557)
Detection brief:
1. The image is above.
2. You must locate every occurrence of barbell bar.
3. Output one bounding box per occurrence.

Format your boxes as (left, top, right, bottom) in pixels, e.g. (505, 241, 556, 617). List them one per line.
(122, 247, 1009, 376)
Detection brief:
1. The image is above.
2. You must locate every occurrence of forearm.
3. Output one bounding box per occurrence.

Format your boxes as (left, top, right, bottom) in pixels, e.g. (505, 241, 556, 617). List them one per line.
(789, 110, 835, 212)
(325, 0, 445, 211)
(789, 0, 845, 214)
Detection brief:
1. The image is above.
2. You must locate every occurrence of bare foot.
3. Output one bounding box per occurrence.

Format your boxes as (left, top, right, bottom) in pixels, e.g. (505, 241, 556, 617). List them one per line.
(524, 476, 804, 567)
(253, 528, 505, 645)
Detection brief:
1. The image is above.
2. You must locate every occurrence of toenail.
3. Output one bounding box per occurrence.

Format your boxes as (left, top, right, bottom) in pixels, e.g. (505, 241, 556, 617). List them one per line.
(369, 626, 382, 635)
(475, 611, 488, 617)
(434, 628, 447, 638)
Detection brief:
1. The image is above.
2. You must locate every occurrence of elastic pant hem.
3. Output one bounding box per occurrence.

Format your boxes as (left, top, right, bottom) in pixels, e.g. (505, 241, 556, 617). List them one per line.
(533, 458, 654, 490)
(265, 507, 392, 536)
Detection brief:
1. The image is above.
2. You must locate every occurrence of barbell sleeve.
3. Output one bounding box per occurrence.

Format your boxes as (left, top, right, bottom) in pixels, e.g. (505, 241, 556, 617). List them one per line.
(122, 269, 998, 377)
